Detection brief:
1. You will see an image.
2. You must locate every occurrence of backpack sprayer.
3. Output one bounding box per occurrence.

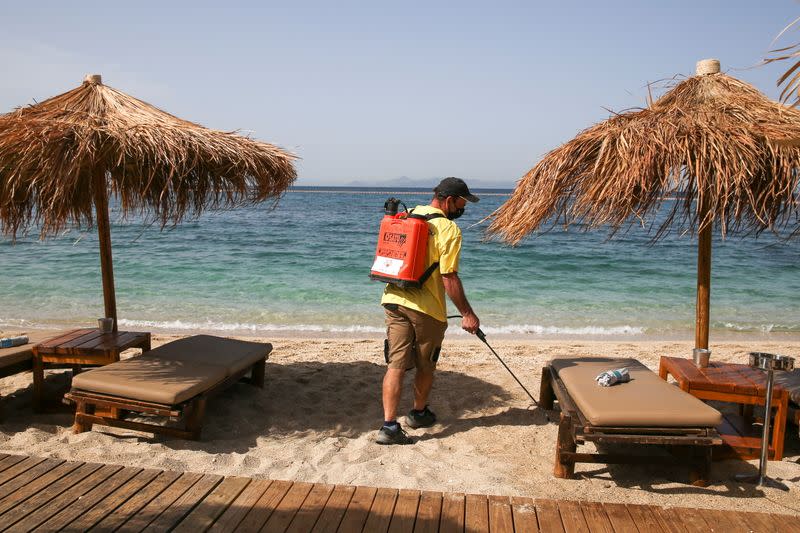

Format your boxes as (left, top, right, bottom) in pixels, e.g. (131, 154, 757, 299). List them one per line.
(369, 198, 444, 289)
(448, 315, 539, 407)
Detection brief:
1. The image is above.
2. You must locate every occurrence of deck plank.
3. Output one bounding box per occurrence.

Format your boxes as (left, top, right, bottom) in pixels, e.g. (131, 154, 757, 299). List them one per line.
(286, 483, 336, 533)
(415, 490, 444, 533)
(578, 501, 613, 533)
(625, 503, 666, 532)
(310, 483, 356, 533)
(236, 478, 293, 531)
(387, 488, 421, 533)
(700, 508, 751, 533)
(649, 506, 687, 533)
(337, 484, 378, 533)
(86, 469, 179, 532)
(172, 476, 251, 533)
(556, 499, 588, 533)
(208, 479, 273, 532)
(488, 495, 514, 533)
(361, 486, 397, 533)
(112, 471, 203, 531)
(142, 473, 223, 531)
(601, 503, 638, 533)
(0, 457, 61, 500)
(0, 455, 795, 532)
(6, 463, 122, 532)
(673, 507, 712, 532)
(61, 468, 163, 532)
(510, 496, 539, 533)
(34, 465, 143, 531)
(260, 480, 314, 532)
(0, 455, 27, 475)
(465, 494, 489, 533)
(534, 499, 564, 533)
(439, 493, 465, 533)
(768, 512, 800, 533)
(735, 509, 781, 533)
(0, 460, 84, 517)
(0, 462, 103, 529)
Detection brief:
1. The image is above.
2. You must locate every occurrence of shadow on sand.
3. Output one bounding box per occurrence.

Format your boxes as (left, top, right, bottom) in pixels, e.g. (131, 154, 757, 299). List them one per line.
(0, 361, 549, 452)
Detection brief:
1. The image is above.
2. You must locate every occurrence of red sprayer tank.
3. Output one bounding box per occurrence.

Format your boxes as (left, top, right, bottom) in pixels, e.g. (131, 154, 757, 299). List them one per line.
(369, 198, 442, 289)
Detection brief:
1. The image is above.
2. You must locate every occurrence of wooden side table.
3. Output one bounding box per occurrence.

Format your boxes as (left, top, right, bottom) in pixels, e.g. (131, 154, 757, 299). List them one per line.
(32, 328, 151, 411)
(659, 356, 790, 460)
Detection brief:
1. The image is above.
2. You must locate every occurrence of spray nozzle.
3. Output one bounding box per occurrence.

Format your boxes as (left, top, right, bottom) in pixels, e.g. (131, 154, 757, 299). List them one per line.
(384, 198, 401, 215)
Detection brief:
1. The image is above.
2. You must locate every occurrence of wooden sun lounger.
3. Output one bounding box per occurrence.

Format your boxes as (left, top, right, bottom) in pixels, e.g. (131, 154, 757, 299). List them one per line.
(63, 335, 271, 440)
(539, 357, 723, 486)
(774, 369, 800, 436)
(0, 330, 71, 419)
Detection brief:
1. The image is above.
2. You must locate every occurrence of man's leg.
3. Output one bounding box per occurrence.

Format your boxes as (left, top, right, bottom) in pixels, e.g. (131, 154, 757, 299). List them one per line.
(377, 306, 415, 444)
(382, 368, 405, 422)
(405, 309, 447, 429)
(413, 368, 434, 411)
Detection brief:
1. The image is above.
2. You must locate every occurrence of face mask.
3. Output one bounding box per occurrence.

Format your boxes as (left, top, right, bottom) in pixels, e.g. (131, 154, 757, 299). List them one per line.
(447, 199, 465, 220)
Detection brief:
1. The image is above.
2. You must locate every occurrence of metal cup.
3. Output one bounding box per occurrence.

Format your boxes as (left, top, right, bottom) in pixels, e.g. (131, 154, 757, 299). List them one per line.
(693, 348, 711, 368)
(98, 317, 114, 333)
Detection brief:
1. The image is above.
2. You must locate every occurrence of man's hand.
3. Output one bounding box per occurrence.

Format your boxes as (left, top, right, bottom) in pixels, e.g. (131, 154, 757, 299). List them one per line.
(461, 311, 480, 334)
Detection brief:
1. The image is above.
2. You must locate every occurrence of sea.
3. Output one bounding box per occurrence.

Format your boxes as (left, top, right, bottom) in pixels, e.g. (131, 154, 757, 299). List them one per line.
(1, 186, 799, 340)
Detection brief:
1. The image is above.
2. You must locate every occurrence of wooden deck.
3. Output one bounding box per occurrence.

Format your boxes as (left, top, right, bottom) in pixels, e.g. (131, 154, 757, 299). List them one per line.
(0, 454, 796, 532)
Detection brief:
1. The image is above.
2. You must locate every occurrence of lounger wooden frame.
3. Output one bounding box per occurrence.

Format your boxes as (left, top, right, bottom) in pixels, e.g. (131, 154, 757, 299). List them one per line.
(63, 358, 266, 440)
(539, 363, 722, 486)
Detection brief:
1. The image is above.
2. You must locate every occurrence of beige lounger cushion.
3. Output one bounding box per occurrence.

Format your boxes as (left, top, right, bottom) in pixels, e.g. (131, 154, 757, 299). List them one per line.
(72, 356, 227, 405)
(0, 330, 70, 368)
(774, 369, 800, 405)
(551, 357, 722, 427)
(151, 335, 270, 376)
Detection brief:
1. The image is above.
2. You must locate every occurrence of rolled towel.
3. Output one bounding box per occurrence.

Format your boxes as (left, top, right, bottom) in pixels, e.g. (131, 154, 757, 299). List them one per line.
(595, 367, 630, 387)
(0, 335, 29, 349)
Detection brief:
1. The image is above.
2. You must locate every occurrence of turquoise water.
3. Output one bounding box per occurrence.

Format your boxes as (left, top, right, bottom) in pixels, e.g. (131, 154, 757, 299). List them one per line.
(1, 187, 799, 338)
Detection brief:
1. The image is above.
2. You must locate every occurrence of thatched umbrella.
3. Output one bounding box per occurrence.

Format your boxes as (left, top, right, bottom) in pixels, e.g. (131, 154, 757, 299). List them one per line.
(488, 59, 800, 349)
(0, 74, 297, 331)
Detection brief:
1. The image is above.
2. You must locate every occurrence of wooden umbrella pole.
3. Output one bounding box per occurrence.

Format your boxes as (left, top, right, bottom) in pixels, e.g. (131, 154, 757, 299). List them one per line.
(695, 195, 712, 349)
(693, 59, 720, 351)
(92, 167, 118, 332)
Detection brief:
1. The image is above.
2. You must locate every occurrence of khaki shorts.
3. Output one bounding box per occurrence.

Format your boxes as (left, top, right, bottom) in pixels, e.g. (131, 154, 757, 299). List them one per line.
(384, 304, 448, 372)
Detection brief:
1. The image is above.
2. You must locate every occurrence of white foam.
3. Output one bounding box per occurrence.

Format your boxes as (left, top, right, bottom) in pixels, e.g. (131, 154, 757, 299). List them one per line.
(116, 318, 386, 334)
(465, 324, 646, 336)
(116, 319, 644, 336)
(719, 322, 796, 333)
(0, 318, 58, 330)
(4, 316, 793, 338)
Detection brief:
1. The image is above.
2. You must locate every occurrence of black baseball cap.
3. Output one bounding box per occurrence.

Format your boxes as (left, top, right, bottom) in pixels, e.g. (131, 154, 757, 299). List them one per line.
(433, 177, 479, 203)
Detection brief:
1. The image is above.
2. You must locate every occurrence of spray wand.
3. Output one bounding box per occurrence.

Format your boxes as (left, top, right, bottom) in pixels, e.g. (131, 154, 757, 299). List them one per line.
(447, 316, 539, 406)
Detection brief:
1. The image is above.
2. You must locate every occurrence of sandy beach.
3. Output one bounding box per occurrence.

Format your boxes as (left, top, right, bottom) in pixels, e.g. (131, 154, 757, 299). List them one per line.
(0, 332, 798, 517)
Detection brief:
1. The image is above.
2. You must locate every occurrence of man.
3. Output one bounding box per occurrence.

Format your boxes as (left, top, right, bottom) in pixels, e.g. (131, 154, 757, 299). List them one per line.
(377, 177, 480, 445)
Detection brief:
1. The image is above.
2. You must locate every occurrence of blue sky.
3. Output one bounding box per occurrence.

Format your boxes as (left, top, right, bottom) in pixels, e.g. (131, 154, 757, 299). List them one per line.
(1, 1, 799, 186)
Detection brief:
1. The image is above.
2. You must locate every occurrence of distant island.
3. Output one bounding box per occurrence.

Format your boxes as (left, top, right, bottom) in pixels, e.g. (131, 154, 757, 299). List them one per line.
(296, 176, 517, 189)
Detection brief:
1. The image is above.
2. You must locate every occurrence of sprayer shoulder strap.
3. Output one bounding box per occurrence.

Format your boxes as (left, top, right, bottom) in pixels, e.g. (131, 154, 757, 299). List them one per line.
(408, 209, 444, 285)
(407, 210, 445, 221)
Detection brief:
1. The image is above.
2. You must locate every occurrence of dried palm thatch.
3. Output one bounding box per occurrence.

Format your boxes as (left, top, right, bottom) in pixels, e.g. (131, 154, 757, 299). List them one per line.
(764, 15, 800, 107)
(0, 74, 297, 328)
(488, 60, 800, 349)
(0, 74, 297, 237)
(489, 68, 800, 244)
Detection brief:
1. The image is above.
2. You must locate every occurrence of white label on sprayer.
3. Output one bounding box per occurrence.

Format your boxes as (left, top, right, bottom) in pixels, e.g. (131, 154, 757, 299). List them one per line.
(372, 256, 403, 276)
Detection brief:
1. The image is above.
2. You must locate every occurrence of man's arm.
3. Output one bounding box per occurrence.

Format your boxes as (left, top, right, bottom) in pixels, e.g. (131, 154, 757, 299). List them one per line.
(442, 272, 480, 334)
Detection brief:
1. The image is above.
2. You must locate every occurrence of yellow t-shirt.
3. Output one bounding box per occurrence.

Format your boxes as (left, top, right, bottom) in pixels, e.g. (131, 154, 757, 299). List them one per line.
(380, 205, 462, 322)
